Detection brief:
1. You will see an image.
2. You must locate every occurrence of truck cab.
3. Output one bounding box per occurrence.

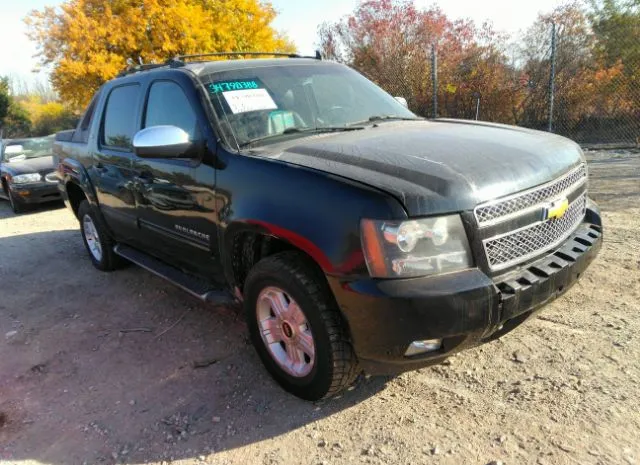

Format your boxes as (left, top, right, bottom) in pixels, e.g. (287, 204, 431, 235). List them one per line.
(55, 54, 602, 400)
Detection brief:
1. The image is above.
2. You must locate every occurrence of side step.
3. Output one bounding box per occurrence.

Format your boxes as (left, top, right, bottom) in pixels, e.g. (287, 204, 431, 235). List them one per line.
(113, 244, 234, 305)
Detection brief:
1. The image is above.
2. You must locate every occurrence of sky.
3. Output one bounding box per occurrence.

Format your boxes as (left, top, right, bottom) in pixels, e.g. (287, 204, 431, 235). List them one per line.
(0, 0, 564, 88)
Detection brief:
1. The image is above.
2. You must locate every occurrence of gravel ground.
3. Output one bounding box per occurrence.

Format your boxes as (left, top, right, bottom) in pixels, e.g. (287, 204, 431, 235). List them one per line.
(0, 149, 639, 465)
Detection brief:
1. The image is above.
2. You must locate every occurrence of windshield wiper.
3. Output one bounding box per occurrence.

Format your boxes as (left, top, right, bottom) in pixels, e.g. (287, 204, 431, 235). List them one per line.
(239, 126, 365, 148)
(349, 115, 423, 126)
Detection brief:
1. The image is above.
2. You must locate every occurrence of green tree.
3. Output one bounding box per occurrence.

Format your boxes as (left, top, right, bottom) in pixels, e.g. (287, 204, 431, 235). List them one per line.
(3, 102, 32, 138)
(0, 77, 11, 134)
(1, 77, 33, 138)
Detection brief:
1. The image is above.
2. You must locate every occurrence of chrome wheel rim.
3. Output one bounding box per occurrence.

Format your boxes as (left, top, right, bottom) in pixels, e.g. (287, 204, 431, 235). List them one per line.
(256, 286, 315, 378)
(82, 214, 103, 261)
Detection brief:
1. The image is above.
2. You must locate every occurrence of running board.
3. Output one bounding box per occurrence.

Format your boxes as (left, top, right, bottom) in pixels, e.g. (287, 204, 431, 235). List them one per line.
(113, 244, 234, 305)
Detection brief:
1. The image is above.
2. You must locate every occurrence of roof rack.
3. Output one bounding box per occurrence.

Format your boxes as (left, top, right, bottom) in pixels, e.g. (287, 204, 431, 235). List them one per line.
(116, 50, 323, 77)
(116, 62, 169, 78)
(170, 50, 322, 65)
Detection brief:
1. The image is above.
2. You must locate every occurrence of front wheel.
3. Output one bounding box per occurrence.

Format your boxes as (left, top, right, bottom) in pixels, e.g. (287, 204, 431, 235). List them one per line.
(244, 251, 359, 400)
(78, 200, 124, 271)
(7, 185, 25, 214)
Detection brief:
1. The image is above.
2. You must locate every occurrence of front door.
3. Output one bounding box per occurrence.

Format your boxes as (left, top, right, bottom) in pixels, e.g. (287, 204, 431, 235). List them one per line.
(132, 79, 222, 281)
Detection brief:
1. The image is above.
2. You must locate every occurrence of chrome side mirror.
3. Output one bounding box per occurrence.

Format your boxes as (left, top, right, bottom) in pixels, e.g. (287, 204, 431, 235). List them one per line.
(394, 96, 409, 108)
(132, 125, 193, 158)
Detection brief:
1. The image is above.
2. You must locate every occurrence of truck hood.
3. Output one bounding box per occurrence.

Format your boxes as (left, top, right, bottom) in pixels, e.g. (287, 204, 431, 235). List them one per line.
(3, 156, 55, 175)
(254, 120, 585, 216)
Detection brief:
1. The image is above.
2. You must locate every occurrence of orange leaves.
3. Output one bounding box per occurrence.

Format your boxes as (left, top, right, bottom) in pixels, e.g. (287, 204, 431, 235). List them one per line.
(594, 62, 625, 83)
(320, 0, 638, 139)
(25, 0, 295, 109)
(318, 0, 517, 121)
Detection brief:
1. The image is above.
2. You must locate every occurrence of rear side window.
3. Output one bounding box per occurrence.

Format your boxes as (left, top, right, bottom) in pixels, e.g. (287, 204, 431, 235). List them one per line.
(72, 94, 98, 143)
(144, 81, 198, 140)
(101, 84, 141, 150)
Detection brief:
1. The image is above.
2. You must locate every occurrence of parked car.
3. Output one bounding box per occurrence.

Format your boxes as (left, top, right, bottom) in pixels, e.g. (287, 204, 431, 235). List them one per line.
(54, 54, 602, 400)
(0, 135, 62, 213)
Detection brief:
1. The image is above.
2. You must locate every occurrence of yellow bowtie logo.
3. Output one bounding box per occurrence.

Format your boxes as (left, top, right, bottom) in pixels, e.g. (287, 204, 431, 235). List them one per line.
(544, 197, 569, 220)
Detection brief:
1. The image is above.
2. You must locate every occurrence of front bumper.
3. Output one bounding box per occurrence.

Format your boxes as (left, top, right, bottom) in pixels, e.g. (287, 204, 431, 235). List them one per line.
(328, 203, 603, 375)
(10, 182, 61, 205)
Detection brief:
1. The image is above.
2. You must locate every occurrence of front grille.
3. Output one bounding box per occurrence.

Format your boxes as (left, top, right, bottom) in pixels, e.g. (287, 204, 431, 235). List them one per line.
(483, 194, 587, 270)
(44, 172, 57, 183)
(475, 164, 586, 226)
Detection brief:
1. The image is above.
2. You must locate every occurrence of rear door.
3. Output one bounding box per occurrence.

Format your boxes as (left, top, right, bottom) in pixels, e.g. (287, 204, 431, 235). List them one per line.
(132, 78, 222, 278)
(92, 83, 141, 242)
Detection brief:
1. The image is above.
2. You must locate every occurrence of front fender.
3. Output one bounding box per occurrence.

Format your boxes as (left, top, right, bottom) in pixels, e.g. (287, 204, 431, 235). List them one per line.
(217, 152, 408, 282)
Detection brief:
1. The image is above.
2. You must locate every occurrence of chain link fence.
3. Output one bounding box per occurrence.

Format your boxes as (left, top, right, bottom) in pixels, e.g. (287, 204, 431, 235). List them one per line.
(352, 23, 639, 148)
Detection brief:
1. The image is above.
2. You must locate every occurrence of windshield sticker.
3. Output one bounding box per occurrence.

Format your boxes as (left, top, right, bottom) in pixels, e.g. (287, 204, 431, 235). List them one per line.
(209, 80, 259, 94)
(221, 88, 278, 114)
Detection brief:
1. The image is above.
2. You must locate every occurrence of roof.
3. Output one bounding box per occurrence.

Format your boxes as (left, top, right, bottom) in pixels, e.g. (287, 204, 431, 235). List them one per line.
(115, 55, 334, 80)
(186, 57, 329, 76)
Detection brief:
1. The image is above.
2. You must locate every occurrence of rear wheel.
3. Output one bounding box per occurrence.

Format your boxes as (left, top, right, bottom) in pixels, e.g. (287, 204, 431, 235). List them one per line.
(244, 251, 359, 400)
(78, 200, 124, 271)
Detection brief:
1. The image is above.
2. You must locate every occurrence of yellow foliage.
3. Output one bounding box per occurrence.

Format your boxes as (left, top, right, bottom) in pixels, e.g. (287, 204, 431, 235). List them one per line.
(25, 0, 295, 109)
(16, 95, 78, 136)
(22, 96, 61, 122)
(444, 83, 457, 94)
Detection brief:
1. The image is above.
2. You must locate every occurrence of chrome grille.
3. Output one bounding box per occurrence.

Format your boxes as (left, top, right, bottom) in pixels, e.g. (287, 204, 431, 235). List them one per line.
(475, 164, 587, 226)
(483, 194, 587, 270)
(44, 172, 57, 183)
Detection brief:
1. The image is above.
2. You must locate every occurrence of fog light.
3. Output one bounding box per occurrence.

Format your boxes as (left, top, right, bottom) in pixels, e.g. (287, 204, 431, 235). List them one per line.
(18, 190, 31, 197)
(404, 339, 442, 356)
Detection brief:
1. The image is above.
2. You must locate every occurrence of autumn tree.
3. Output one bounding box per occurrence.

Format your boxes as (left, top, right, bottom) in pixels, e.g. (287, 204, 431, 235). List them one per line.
(589, 0, 640, 141)
(516, 4, 599, 131)
(590, 0, 640, 72)
(1, 76, 82, 138)
(318, 0, 519, 121)
(26, 0, 295, 109)
(516, 2, 638, 141)
(20, 97, 78, 136)
(319, 0, 449, 115)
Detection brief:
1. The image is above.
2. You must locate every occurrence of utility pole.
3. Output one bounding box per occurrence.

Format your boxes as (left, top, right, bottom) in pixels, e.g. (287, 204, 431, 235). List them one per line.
(431, 44, 438, 119)
(548, 22, 557, 132)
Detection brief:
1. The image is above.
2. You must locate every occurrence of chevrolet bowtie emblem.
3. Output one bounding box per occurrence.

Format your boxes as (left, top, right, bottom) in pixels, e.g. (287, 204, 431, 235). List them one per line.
(543, 197, 569, 221)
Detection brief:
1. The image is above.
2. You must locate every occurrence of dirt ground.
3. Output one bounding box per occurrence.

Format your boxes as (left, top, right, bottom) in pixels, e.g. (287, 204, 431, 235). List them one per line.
(1, 149, 639, 465)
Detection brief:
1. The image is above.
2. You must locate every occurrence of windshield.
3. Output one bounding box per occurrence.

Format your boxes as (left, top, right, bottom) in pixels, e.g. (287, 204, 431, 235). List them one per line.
(201, 63, 418, 149)
(2, 136, 55, 162)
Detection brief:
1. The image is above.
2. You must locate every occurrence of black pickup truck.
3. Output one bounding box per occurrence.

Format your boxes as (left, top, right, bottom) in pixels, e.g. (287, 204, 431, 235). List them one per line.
(54, 54, 602, 400)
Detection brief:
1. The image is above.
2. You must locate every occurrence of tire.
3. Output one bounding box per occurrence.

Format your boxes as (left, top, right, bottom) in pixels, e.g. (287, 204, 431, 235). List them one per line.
(244, 251, 359, 400)
(77, 200, 124, 271)
(7, 185, 25, 214)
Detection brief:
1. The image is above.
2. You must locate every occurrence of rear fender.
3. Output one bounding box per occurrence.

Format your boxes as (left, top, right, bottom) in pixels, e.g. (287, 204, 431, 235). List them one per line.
(58, 157, 113, 238)
(59, 157, 99, 207)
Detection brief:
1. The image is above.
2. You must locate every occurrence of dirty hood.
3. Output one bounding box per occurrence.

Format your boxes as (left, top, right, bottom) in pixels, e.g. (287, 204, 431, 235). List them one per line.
(255, 120, 585, 216)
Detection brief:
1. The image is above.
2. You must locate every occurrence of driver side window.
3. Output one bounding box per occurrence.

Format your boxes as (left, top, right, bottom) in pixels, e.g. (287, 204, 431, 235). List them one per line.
(144, 81, 199, 140)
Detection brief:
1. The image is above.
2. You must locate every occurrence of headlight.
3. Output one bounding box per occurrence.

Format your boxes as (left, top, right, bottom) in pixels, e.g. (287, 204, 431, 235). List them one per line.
(11, 173, 42, 184)
(361, 215, 473, 278)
